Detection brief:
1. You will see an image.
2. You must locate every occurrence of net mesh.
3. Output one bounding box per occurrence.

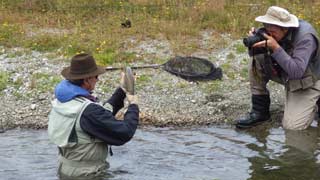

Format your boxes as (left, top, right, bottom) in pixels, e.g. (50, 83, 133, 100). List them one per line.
(163, 56, 222, 81)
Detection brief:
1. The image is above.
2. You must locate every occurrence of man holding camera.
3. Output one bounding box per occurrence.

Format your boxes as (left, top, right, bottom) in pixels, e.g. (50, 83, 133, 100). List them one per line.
(235, 6, 320, 130)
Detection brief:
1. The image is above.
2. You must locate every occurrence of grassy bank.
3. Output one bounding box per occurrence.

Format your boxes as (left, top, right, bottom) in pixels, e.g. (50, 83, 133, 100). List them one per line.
(0, 0, 320, 65)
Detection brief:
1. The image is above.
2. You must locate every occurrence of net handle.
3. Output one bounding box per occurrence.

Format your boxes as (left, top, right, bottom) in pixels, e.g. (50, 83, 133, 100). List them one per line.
(105, 64, 162, 71)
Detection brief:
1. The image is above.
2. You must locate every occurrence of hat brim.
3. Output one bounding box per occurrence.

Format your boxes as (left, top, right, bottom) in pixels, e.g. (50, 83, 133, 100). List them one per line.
(61, 65, 106, 80)
(255, 14, 299, 27)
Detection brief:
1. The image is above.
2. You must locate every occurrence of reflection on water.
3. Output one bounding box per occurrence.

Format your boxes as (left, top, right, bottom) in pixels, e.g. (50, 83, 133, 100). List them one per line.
(0, 125, 319, 180)
(247, 127, 320, 180)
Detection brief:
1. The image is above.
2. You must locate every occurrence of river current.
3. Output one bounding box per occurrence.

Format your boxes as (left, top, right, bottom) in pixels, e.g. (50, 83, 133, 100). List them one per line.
(0, 125, 319, 180)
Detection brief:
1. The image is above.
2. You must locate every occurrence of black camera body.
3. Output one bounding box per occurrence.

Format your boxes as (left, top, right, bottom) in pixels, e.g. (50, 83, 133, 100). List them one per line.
(243, 28, 267, 48)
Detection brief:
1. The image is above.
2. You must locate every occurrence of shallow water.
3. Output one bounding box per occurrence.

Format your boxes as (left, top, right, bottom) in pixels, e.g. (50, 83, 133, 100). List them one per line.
(0, 125, 319, 180)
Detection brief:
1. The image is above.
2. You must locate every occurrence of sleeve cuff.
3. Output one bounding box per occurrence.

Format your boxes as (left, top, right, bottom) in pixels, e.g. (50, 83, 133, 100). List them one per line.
(271, 47, 283, 58)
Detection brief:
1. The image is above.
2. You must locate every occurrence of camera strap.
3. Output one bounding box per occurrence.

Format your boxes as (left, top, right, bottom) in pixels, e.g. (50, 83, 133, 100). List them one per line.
(263, 49, 272, 76)
(252, 41, 277, 80)
(263, 47, 280, 79)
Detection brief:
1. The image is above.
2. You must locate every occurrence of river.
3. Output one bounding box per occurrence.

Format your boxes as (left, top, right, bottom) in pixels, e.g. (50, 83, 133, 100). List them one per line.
(0, 124, 319, 180)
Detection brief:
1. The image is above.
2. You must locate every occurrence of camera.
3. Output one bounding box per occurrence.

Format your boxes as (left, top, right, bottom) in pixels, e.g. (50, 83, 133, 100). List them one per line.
(243, 28, 267, 48)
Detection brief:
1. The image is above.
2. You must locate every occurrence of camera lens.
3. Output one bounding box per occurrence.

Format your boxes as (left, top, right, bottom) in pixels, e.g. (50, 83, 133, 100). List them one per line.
(243, 35, 265, 48)
(243, 37, 251, 47)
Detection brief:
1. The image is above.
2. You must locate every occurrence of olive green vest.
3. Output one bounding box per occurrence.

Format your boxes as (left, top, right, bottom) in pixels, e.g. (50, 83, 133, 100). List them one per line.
(48, 97, 113, 178)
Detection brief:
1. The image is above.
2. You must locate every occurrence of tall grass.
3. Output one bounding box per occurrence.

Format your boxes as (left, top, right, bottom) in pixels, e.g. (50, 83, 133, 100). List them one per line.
(0, 0, 319, 65)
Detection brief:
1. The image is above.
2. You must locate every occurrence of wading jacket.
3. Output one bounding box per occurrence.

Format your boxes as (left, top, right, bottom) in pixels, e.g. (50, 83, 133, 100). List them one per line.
(48, 80, 139, 179)
(276, 20, 320, 91)
(253, 20, 320, 91)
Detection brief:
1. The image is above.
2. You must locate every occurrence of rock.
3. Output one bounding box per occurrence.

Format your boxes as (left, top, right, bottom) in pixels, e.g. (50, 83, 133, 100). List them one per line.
(30, 104, 37, 110)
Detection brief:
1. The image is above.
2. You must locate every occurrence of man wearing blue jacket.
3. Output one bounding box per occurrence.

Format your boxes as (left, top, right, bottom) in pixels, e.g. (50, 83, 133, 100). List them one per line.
(48, 53, 139, 179)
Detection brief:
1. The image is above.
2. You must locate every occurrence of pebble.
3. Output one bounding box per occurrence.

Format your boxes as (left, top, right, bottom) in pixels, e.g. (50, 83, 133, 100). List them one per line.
(30, 104, 36, 110)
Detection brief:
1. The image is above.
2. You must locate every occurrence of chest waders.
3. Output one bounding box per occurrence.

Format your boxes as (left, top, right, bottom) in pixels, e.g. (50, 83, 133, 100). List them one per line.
(236, 20, 320, 129)
(236, 41, 272, 128)
(48, 97, 111, 179)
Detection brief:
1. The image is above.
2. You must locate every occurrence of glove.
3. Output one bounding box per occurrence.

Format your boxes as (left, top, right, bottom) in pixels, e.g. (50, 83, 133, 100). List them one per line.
(120, 67, 135, 95)
(127, 94, 138, 105)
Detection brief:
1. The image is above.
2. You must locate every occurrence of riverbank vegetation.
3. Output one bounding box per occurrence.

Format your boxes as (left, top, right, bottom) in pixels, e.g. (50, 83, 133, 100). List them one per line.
(0, 0, 300, 128)
(0, 0, 319, 66)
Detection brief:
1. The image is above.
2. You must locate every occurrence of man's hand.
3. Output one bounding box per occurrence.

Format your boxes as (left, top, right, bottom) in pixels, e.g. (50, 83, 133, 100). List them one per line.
(248, 27, 256, 36)
(252, 33, 280, 51)
(127, 94, 138, 105)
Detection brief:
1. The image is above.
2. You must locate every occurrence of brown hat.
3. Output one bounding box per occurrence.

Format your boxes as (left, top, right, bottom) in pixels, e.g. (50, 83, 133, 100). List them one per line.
(61, 53, 106, 80)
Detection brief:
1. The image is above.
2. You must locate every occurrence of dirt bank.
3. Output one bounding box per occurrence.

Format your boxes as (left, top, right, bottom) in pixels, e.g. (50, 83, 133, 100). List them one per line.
(0, 31, 284, 129)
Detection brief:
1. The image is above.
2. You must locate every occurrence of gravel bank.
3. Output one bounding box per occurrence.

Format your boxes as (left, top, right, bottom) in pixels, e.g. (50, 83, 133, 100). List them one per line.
(0, 31, 284, 130)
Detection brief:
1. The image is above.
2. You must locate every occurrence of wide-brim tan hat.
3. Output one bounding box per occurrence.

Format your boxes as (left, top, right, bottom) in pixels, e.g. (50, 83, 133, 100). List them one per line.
(61, 53, 106, 80)
(255, 6, 299, 27)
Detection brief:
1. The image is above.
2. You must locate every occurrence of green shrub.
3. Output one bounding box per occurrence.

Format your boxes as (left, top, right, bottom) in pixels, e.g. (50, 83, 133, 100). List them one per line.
(0, 71, 9, 91)
(235, 43, 247, 54)
(30, 73, 61, 92)
(0, 23, 24, 47)
(25, 35, 64, 52)
(94, 49, 116, 65)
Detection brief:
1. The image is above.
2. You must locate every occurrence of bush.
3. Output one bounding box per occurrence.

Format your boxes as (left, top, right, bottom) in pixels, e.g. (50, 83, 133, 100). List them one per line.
(0, 71, 9, 91)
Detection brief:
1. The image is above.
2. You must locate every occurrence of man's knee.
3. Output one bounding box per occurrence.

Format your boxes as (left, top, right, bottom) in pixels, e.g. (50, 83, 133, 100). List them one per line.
(282, 114, 313, 130)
